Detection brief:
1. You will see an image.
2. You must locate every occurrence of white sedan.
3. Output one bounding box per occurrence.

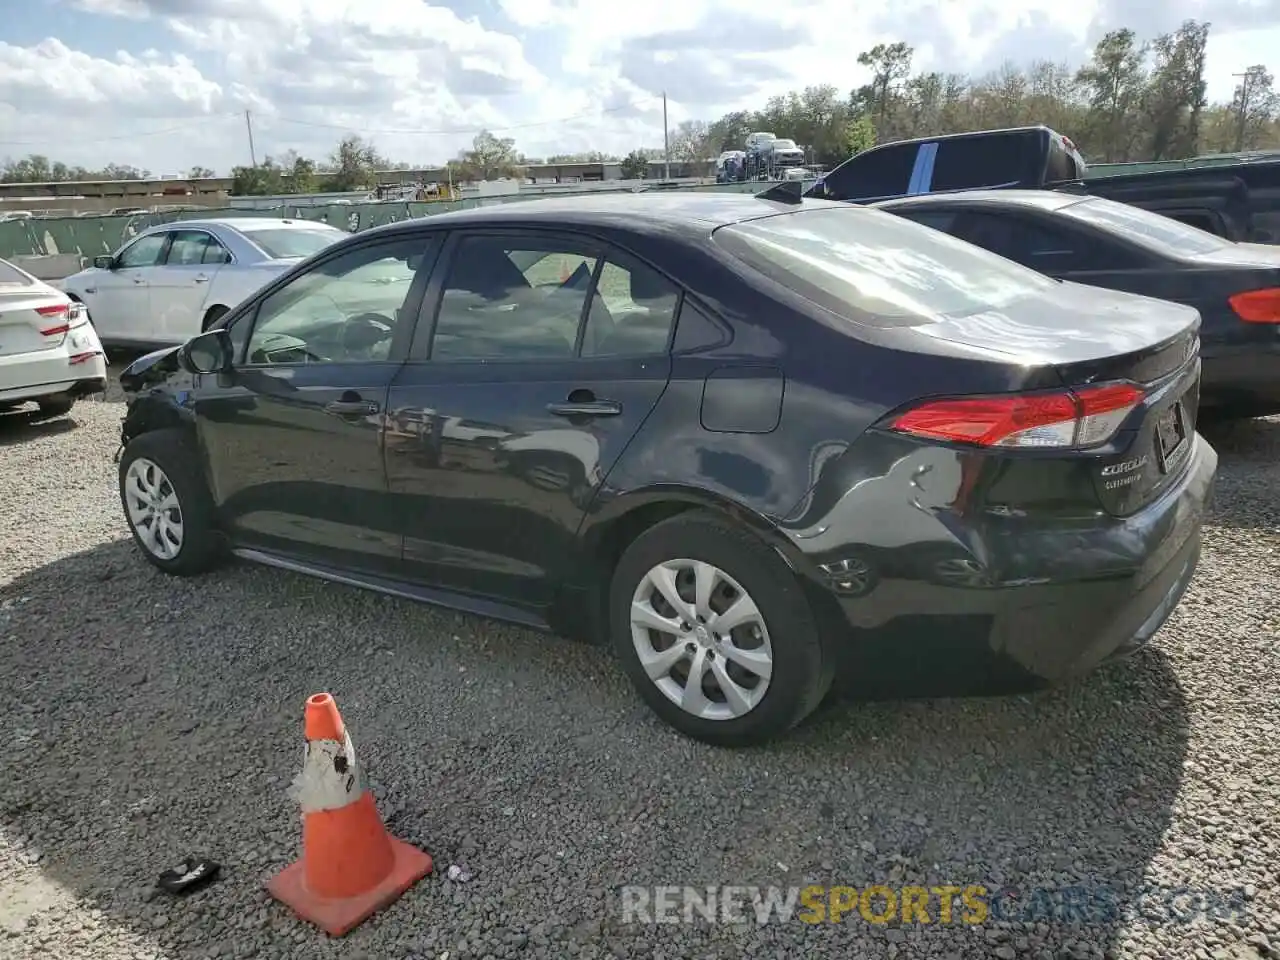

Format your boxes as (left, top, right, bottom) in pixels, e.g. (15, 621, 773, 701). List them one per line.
(0, 256, 107, 416)
(62, 217, 349, 350)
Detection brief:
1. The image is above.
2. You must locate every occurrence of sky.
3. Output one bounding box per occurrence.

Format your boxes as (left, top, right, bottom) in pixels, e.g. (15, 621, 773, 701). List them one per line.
(0, 0, 1278, 177)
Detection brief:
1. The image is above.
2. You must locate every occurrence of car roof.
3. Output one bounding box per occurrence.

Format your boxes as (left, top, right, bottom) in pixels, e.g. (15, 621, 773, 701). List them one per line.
(357, 192, 861, 241)
(875, 189, 1091, 213)
(149, 217, 342, 233)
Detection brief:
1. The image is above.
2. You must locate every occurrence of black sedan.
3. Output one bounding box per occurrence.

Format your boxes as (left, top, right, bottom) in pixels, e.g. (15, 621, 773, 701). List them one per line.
(115, 191, 1216, 746)
(875, 189, 1280, 419)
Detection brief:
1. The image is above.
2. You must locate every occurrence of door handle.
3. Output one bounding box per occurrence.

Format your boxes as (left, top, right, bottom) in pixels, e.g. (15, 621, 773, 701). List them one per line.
(547, 398, 621, 417)
(132, 277, 146, 284)
(325, 399, 379, 417)
(194, 275, 209, 283)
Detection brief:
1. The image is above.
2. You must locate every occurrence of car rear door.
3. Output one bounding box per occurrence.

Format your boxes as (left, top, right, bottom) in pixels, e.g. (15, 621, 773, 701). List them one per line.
(384, 228, 679, 613)
(147, 228, 230, 343)
(193, 230, 442, 577)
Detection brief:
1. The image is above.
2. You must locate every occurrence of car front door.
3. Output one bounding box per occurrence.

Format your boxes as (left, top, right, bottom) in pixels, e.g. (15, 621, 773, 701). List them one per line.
(148, 228, 232, 343)
(384, 229, 680, 614)
(88, 231, 167, 343)
(193, 231, 442, 576)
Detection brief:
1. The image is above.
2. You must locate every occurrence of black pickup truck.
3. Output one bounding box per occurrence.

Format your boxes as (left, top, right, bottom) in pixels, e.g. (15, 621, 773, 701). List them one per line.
(808, 125, 1280, 245)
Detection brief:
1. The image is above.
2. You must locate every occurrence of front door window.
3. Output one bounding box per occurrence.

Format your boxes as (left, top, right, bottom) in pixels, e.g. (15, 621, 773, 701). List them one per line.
(242, 238, 427, 365)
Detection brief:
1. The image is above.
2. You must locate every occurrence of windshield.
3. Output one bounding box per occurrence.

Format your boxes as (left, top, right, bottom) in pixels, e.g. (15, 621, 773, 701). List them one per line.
(713, 206, 1058, 325)
(245, 227, 347, 260)
(1059, 197, 1229, 256)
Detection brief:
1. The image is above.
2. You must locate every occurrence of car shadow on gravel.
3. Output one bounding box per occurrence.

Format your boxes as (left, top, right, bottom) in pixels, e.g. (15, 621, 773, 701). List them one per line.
(0, 408, 82, 446)
(1, 538, 1193, 960)
(1197, 414, 1280, 532)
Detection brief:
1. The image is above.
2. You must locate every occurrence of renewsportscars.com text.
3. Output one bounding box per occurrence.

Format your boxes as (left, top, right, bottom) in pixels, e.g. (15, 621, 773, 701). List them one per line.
(619, 884, 1250, 926)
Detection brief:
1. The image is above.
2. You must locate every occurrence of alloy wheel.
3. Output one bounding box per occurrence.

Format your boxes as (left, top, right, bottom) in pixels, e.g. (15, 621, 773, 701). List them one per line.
(629, 558, 774, 721)
(124, 457, 185, 561)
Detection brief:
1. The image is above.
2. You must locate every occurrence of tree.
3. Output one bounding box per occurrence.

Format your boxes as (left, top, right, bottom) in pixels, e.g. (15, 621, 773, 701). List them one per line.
(1230, 65, 1279, 151)
(188, 166, 216, 179)
(1076, 29, 1150, 162)
(455, 130, 521, 181)
(667, 120, 712, 162)
(620, 150, 650, 179)
(1142, 20, 1210, 160)
(320, 135, 386, 192)
(854, 41, 914, 137)
(844, 114, 877, 155)
(230, 159, 286, 196)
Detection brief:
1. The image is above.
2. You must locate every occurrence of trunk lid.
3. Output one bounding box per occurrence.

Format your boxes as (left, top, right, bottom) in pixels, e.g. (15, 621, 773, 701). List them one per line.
(0, 284, 72, 358)
(1189, 241, 1280, 268)
(917, 280, 1202, 517)
(916, 280, 1201, 388)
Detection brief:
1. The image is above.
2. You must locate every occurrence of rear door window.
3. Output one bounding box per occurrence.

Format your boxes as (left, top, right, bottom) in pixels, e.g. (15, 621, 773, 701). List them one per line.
(164, 230, 220, 266)
(713, 206, 1057, 325)
(930, 132, 1038, 192)
(951, 211, 1128, 273)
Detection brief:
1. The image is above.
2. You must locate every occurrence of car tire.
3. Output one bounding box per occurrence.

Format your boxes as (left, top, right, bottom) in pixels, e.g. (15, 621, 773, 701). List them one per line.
(118, 428, 226, 577)
(608, 509, 832, 747)
(36, 393, 75, 417)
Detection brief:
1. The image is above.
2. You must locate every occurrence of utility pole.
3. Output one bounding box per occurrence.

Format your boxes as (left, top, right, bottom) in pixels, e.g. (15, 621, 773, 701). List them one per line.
(1231, 70, 1254, 152)
(245, 110, 258, 166)
(662, 91, 670, 182)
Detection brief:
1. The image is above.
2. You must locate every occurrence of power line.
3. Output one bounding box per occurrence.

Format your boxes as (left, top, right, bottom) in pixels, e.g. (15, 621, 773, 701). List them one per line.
(269, 96, 662, 137)
(0, 113, 241, 147)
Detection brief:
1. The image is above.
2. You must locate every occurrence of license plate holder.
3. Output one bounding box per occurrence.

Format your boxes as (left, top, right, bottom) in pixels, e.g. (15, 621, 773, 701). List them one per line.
(1155, 400, 1187, 471)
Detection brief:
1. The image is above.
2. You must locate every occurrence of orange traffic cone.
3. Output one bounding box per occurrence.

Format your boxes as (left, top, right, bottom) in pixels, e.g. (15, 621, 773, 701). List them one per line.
(266, 692, 433, 936)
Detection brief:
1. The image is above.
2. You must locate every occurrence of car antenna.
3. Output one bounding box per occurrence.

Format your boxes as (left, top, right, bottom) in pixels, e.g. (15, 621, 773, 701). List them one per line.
(755, 179, 804, 204)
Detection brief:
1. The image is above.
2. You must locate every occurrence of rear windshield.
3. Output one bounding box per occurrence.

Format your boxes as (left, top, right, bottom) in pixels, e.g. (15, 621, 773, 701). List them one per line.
(1059, 197, 1228, 256)
(244, 228, 346, 260)
(0, 258, 34, 286)
(713, 206, 1058, 325)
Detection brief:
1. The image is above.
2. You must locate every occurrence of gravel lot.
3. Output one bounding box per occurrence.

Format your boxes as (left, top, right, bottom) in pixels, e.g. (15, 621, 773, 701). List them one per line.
(1, 364, 1278, 960)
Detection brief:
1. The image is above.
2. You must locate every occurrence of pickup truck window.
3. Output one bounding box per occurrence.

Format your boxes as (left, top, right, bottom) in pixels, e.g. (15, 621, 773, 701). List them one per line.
(820, 143, 916, 201)
(930, 133, 1036, 192)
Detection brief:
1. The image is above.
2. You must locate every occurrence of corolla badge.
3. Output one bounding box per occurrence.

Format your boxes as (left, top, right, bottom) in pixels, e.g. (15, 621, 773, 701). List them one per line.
(1100, 455, 1148, 478)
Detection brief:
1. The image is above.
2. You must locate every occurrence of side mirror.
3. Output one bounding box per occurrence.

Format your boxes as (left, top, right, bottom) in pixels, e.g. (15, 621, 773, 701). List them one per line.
(93, 255, 115, 270)
(176, 329, 233, 375)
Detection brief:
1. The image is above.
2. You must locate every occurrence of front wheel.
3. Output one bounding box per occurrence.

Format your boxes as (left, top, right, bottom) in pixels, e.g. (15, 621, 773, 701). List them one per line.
(118, 428, 226, 576)
(609, 510, 832, 747)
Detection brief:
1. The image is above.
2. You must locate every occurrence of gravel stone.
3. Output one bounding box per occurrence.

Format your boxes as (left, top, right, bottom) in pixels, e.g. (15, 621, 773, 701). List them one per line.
(1, 374, 1279, 960)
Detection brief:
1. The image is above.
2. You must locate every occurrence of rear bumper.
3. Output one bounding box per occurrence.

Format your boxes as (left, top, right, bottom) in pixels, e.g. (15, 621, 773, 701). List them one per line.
(800, 434, 1217, 696)
(1199, 344, 1280, 413)
(0, 324, 108, 404)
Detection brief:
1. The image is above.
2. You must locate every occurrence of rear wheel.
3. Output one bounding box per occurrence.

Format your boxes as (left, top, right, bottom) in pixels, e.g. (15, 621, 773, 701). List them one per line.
(608, 510, 831, 747)
(36, 393, 75, 417)
(118, 428, 225, 576)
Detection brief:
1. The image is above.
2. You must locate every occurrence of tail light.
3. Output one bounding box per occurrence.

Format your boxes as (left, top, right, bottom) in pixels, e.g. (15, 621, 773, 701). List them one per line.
(36, 302, 88, 337)
(1229, 288, 1280, 323)
(888, 382, 1145, 449)
(37, 303, 70, 336)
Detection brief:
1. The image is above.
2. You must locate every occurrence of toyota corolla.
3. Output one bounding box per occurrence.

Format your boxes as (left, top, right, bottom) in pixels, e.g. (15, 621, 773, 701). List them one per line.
(113, 189, 1216, 746)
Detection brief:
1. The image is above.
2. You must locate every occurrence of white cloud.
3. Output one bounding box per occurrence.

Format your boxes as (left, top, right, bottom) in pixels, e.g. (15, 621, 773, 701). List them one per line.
(0, 0, 1277, 176)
